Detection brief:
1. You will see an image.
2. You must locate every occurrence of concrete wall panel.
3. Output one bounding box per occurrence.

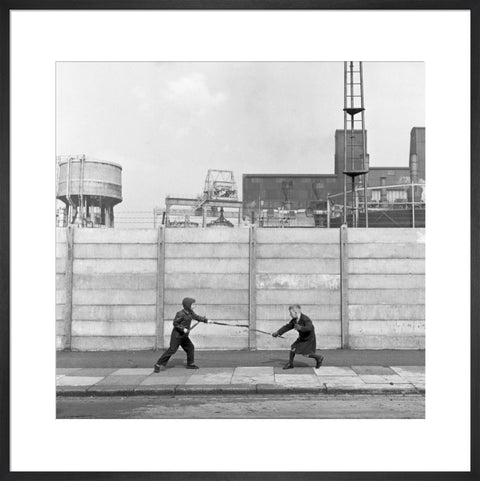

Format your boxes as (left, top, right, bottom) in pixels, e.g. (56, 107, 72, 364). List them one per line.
(256, 290, 340, 305)
(350, 336, 424, 349)
(349, 320, 425, 336)
(166, 273, 249, 289)
(73, 289, 156, 305)
(166, 228, 249, 243)
(165, 243, 248, 258)
(73, 305, 157, 321)
(74, 259, 157, 274)
(74, 273, 157, 290)
(56, 304, 65, 321)
(72, 336, 155, 351)
(56, 228, 67, 243)
(164, 289, 248, 305)
(74, 244, 157, 259)
(349, 243, 425, 259)
(165, 258, 249, 274)
(56, 274, 65, 290)
(256, 274, 340, 290)
(349, 259, 425, 274)
(56, 243, 67, 258)
(56, 320, 65, 336)
(56, 258, 66, 274)
(256, 244, 339, 258)
(75, 229, 158, 244)
(349, 289, 425, 305)
(257, 259, 340, 274)
(348, 305, 425, 320)
(56, 290, 66, 305)
(56, 335, 66, 350)
(348, 228, 425, 244)
(349, 274, 425, 289)
(72, 320, 156, 337)
(257, 229, 339, 244)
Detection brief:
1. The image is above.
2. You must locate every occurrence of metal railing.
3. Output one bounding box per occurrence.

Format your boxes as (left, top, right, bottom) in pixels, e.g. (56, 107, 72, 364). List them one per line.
(327, 182, 426, 228)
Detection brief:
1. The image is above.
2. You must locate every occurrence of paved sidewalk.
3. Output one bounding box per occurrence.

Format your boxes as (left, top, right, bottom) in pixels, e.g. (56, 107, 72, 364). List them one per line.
(56, 363, 425, 397)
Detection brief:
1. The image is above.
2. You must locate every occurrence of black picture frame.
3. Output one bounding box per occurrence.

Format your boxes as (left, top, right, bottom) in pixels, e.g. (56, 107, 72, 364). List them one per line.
(1, 2, 478, 480)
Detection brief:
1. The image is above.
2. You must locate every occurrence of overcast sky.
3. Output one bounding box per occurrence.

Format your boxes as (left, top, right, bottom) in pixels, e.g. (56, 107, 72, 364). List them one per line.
(56, 62, 424, 212)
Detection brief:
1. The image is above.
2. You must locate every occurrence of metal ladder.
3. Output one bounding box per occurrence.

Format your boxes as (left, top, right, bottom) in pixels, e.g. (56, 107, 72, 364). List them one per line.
(343, 61, 369, 228)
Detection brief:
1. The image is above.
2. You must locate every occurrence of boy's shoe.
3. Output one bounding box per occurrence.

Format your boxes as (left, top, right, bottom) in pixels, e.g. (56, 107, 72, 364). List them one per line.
(186, 364, 200, 370)
(315, 356, 324, 369)
(282, 363, 294, 370)
(153, 364, 166, 373)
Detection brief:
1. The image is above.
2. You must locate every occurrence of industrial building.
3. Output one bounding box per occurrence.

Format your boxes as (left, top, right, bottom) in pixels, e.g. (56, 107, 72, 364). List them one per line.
(243, 127, 425, 227)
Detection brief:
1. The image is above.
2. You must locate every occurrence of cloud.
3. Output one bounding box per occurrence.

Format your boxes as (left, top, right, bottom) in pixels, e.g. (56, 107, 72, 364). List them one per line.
(164, 72, 227, 115)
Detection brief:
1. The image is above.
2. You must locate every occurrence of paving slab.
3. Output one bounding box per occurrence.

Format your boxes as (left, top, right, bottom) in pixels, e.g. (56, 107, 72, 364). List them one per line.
(95, 375, 147, 386)
(111, 368, 154, 376)
(189, 367, 235, 375)
(319, 376, 366, 386)
(71, 368, 118, 377)
(358, 374, 412, 385)
(231, 367, 274, 384)
(56, 368, 82, 375)
(151, 368, 192, 377)
(56, 376, 103, 387)
(186, 371, 234, 385)
(314, 366, 356, 376)
(273, 366, 315, 375)
(234, 367, 274, 375)
(275, 374, 320, 386)
(351, 366, 396, 375)
(391, 366, 425, 376)
(231, 375, 275, 385)
(140, 375, 191, 386)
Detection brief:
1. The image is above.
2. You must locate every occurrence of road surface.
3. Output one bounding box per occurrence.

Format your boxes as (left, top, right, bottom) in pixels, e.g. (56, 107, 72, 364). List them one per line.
(57, 394, 424, 419)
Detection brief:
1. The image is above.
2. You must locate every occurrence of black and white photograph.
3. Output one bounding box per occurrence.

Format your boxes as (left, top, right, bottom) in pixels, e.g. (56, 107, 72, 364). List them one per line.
(54, 61, 426, 419)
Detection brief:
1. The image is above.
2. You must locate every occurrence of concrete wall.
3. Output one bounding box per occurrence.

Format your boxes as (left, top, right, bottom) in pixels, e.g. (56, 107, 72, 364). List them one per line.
(56, 228, 158, 351)
(255, 229, 341, 350)
(56, 227, 425, 351)
(164, 229, 250, 350)
(347, 229, 425, 349)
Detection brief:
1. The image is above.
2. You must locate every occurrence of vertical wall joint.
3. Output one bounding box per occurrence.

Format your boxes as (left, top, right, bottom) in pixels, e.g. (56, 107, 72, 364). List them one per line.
(340, 224, 350, 349)
(248, 226, 257, 351)
(64, 226, 75, 350)
(155, 226, 166, 350)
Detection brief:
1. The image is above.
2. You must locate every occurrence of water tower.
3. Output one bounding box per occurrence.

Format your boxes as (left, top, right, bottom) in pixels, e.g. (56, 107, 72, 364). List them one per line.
(56, 155, 122, 227)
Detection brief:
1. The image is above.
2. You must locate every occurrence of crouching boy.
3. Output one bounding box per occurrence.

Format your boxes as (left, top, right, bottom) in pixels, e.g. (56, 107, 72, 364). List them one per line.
(272, 304, 324, 370)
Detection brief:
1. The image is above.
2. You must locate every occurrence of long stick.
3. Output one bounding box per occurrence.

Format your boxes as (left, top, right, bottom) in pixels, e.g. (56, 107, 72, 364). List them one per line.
(210, 321, 285, 338)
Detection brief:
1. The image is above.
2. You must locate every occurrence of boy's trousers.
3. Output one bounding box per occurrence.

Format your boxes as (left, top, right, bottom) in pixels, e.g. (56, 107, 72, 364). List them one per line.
(156, 331, 195, 366)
